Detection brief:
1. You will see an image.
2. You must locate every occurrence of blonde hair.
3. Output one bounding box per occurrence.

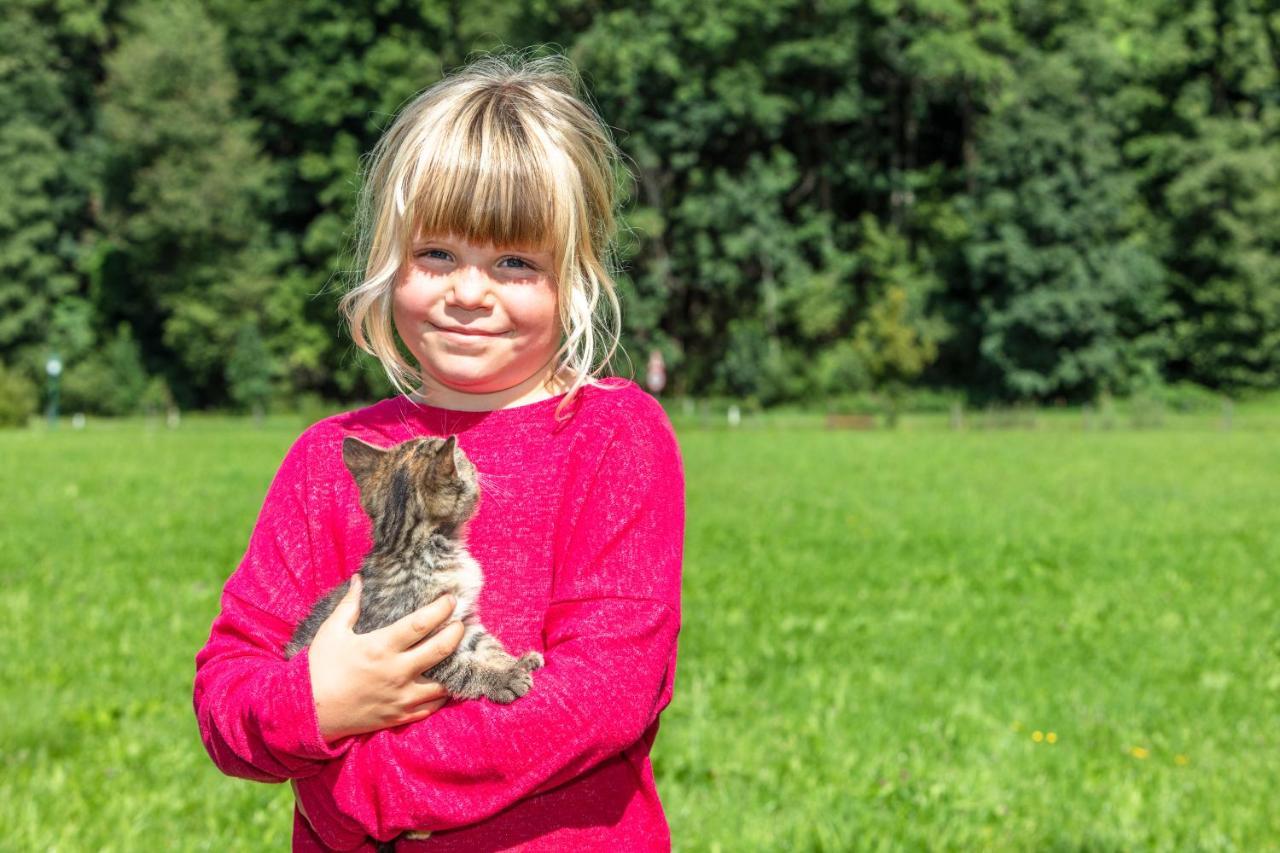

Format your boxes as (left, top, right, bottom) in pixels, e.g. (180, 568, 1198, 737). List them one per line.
(341, 52, 627, 412)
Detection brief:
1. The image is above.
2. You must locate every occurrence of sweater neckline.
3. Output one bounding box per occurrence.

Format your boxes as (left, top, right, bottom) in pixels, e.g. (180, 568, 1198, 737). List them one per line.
(388, 389, 571, 430)
(381, 378, 635, 434)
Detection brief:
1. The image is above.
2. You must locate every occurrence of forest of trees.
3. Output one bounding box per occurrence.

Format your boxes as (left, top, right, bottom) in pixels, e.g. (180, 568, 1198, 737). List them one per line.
(3, 0, 1279, 414)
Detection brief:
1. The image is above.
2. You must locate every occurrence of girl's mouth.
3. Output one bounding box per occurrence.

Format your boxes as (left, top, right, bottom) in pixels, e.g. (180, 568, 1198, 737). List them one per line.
(431, 323, 507, 338)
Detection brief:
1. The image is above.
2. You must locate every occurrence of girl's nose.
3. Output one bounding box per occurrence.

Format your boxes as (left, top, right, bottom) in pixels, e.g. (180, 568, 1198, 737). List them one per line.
(445, 266, 493, 309)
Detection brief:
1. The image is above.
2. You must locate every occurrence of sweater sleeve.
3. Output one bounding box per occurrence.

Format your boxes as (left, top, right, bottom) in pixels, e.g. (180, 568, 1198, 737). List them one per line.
(293, 408, 685, 848)
(193, 426, 347, 782)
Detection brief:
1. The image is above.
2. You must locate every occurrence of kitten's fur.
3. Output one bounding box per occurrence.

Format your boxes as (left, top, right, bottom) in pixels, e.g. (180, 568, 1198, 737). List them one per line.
(285, 435, 543, 704)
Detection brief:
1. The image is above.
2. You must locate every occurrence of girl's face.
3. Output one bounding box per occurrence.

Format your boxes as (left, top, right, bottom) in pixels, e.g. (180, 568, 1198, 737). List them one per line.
(394, 232, 561, 407)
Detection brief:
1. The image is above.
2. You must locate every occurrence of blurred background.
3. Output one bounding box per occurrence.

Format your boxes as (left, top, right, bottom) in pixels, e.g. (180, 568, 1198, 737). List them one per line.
(3, 1, 1279, 850)
(5, 0, 1280, 422)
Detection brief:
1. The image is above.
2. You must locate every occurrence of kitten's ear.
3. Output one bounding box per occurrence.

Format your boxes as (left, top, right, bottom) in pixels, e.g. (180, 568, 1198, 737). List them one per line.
(342, 437, 387, 488)
(434, 435, 458, 477)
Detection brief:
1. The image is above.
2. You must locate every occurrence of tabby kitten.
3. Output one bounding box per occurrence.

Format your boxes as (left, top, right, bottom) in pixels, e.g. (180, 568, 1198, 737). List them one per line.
(286, 435, 543, 705)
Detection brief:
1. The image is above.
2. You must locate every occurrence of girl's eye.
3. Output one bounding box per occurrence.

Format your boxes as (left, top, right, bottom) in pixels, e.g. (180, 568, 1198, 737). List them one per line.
(498, 256, 535, 270)
(418, 248, 452, 261)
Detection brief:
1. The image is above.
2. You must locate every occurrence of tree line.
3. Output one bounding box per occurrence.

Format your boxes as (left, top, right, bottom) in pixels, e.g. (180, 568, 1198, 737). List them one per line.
(3, 0, 1278, 415)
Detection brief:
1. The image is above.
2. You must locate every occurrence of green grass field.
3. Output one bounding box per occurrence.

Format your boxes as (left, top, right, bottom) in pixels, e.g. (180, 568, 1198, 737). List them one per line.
(2, 415, 1277, 850)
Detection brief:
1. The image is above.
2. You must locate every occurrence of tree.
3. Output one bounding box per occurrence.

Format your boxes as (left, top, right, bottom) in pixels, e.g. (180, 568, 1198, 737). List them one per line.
(61, 323, 150, 416)
(849, 215, 945, 390)
(95, 0, 275, 407)
(1124, 0, 1280, 390)
(4, 0, 1275, 408)
(226, 323, 275, 418)
(0, 361, 38, 428)
(960, 44, 1167, 400)
(1162, 120, 1280, 388)
(0, 1, 105, 382)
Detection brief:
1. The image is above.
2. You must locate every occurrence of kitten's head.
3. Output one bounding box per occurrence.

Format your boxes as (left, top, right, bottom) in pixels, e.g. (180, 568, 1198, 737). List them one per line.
(341, 435, 480, 539)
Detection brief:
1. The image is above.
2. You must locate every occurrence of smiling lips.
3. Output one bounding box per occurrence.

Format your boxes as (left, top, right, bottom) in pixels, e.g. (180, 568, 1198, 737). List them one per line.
(432, 324, 506, 337)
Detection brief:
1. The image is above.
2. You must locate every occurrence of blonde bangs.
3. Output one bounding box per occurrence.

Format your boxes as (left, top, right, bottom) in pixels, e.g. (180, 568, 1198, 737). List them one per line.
(405, 96, 564, 254)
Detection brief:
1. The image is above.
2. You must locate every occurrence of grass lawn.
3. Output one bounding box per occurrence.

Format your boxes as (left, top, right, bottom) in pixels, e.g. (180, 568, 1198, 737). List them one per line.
(1, 414, 1276, 849)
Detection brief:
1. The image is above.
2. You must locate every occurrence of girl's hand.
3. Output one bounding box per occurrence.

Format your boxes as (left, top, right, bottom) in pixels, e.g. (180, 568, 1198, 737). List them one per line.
(308, 575, 466, 743)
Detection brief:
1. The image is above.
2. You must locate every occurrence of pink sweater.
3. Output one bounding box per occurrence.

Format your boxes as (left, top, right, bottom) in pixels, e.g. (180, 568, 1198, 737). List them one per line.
(193, 380, 684, 851)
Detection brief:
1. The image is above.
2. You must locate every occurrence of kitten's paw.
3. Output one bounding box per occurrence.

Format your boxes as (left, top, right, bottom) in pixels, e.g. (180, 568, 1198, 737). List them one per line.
(517, 651, 544, 672)
(485, 667, 534, 704)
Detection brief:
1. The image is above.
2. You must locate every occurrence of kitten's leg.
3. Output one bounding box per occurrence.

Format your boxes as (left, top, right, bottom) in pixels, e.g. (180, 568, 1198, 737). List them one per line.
(285, 581, 349, 658)
(428, 625, 543, 704)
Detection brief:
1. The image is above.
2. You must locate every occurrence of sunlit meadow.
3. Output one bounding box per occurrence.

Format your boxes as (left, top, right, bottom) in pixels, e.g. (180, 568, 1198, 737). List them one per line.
(1, 412, 1277, 849)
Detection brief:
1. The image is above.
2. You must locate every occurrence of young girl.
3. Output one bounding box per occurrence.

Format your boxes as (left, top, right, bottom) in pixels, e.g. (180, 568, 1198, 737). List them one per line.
(193, 55, 684, 851)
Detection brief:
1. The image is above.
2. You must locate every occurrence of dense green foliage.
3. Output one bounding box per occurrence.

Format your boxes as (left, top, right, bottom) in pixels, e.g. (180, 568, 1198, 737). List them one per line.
(3, 0, 1279, 409)
(0, 362, 38, 427)
(1, 420, 1277, 846)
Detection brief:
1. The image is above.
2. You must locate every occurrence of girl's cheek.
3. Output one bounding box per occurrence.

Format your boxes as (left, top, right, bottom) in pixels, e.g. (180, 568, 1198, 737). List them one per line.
(393, 277, 437, 317)
(524, 308, 560, 338)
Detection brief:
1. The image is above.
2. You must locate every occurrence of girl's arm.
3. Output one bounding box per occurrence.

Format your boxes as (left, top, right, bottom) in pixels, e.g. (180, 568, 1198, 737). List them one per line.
(293, 411, 685, 848)
(193, 426, 347, 782)
(194, 599, 346, 782)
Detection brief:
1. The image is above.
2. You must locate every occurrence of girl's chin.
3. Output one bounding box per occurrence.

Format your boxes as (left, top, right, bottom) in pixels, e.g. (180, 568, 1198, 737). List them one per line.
(420, 363, 547, 397)
(426, 373, 510, 395)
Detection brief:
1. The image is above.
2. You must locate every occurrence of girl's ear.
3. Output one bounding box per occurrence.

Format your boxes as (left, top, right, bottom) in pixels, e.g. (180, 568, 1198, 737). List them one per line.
(342, 437, 387, 489)
(435, 435, 458, 477)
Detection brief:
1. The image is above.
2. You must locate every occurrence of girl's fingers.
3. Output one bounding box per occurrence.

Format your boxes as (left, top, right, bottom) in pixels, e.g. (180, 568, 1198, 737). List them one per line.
(334, 574, 363, 630)
(411, 665, 450, 687)
(404, 619, 465, 676)
(410, 681, 449, 705)
(383, 594, 456, 651)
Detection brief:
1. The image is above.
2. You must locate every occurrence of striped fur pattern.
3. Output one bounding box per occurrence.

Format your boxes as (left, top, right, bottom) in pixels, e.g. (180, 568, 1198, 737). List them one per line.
(285, 435, 543, 704)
